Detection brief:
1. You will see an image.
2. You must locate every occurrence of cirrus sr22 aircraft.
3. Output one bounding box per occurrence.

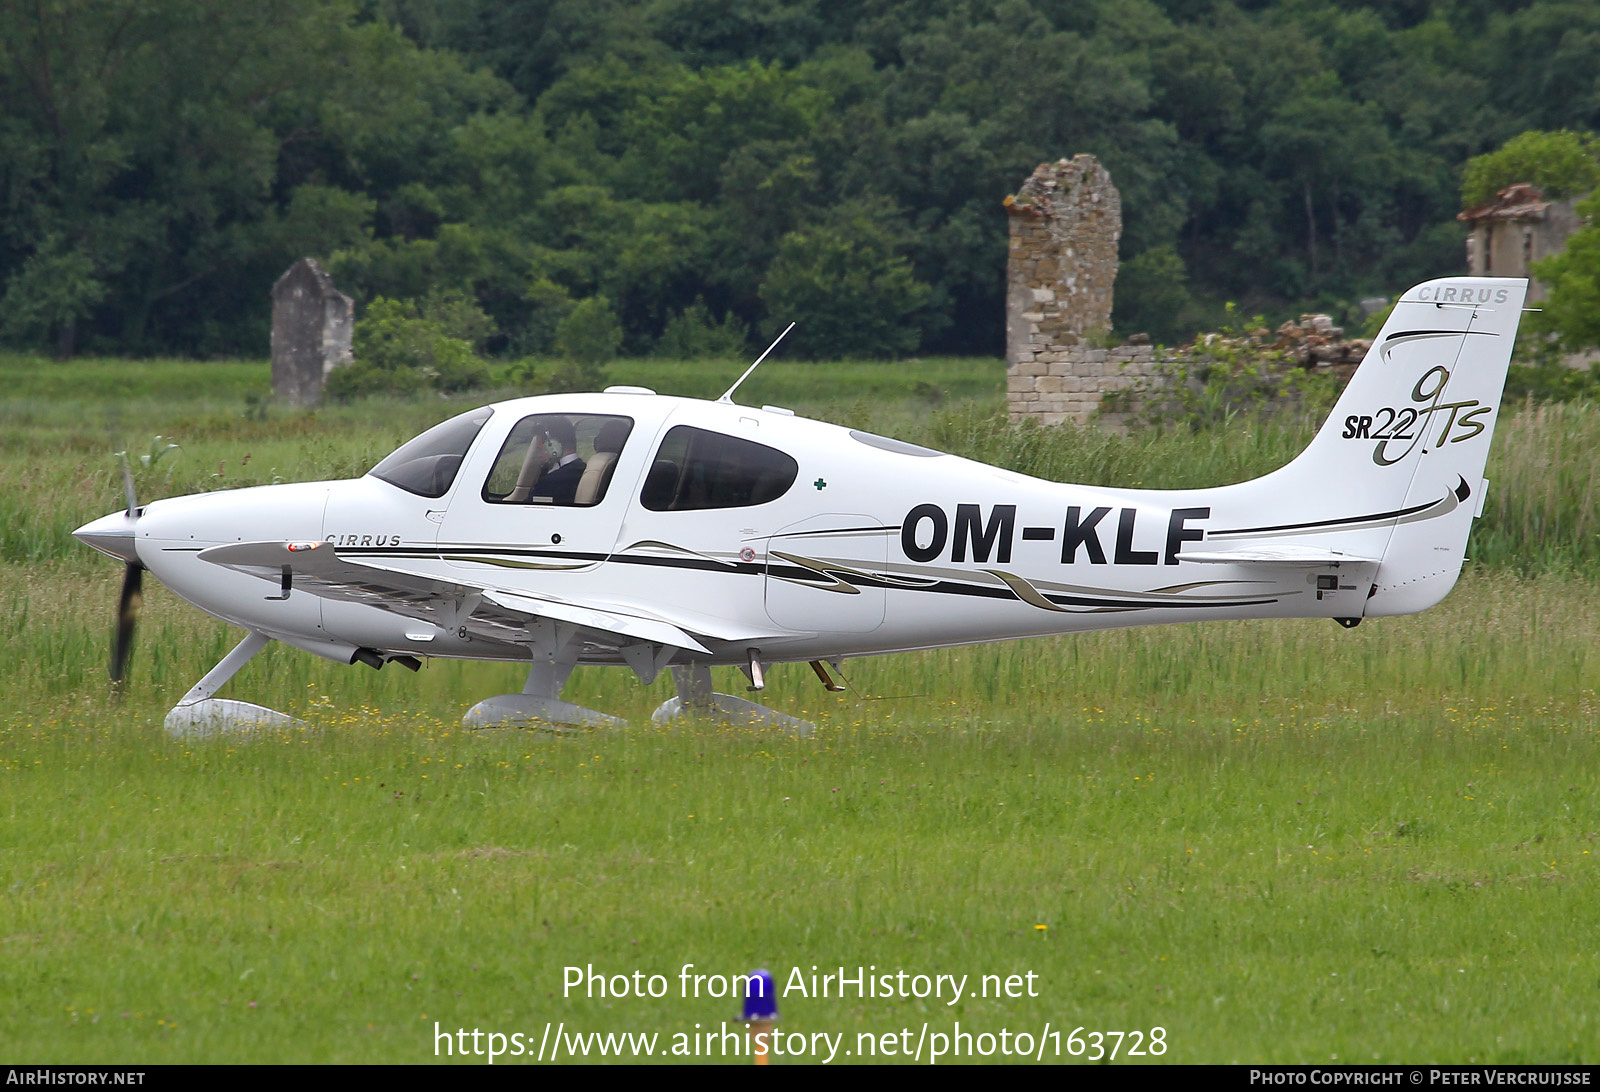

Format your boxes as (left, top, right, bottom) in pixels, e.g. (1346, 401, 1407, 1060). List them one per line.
(75, 276, 1526, 735)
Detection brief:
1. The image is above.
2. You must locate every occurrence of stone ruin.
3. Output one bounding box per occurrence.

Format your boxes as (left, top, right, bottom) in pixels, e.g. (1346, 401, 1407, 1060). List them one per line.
(271, 257, 354, 407)
(1004, 155, 1120, 366)
(1004, 156, 1370, 430)
(1458, 181, 1584, 304)
(1003, 156, 1146, 427)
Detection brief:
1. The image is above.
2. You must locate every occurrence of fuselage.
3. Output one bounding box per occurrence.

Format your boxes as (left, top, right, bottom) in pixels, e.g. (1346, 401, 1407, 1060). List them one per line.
(98, 389, 1383, 668)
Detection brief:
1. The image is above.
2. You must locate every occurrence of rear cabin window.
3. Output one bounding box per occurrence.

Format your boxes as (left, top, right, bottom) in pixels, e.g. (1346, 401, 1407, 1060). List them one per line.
(640, 425, 798, 511)
(369, 407, 493, 498)
(481, 413, 634, 507)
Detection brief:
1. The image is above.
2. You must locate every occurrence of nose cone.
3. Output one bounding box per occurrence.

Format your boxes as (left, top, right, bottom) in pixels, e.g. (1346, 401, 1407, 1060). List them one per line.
(74, 510, 141, 564)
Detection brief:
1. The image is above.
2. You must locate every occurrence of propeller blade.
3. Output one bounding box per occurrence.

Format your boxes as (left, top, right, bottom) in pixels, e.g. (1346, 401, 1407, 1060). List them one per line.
(111, 562, 144, 686)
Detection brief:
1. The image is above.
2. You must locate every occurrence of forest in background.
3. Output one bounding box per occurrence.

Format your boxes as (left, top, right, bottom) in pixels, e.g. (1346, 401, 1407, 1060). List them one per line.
(3, 0, 1599, 361)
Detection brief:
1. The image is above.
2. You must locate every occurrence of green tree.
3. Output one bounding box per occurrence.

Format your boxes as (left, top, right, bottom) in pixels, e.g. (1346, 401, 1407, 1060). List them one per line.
(759, 202, 933, 359)
(4, 0, 1595, 361)
(1113, 245, 1195, 344)
(0, 238, 105, 357)
(554, 295, 623, 365)
(520, 277, 577, 355)
(1260, 73, 1405, 288)
(1530, 190, 1600, 350)
(0, 1, 547, 355)
(524, 185, 711, 351)
(617, 60, 828, 204)
(1484, 2, 1600, 135)
(1460, 130, 1600, 209)
(544, 294, 621, 391)
(0, 0, 323, 353)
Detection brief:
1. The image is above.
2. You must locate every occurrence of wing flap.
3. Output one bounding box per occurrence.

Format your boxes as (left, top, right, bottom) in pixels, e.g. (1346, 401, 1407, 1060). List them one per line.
(482, 590, 710, 654)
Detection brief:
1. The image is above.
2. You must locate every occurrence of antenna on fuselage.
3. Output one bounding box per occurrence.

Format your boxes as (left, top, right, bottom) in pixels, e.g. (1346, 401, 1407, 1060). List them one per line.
(717, 322, 795, 405)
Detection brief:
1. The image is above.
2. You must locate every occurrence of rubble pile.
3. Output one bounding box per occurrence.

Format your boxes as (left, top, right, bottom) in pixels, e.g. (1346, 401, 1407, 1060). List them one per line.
(1187, 313, 1371, 377)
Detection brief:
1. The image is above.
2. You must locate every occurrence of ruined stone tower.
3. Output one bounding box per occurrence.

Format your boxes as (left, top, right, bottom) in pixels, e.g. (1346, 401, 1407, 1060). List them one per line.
(1003, 155, 1121, 369)
(271, 257, 354, 407)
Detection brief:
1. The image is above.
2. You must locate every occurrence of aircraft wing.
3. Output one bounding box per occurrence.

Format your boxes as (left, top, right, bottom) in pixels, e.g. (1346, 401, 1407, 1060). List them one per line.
(196, 539, 716, 656)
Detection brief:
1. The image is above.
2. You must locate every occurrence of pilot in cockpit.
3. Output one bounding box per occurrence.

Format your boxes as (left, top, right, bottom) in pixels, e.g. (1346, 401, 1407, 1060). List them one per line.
(532, 416, 585, 503)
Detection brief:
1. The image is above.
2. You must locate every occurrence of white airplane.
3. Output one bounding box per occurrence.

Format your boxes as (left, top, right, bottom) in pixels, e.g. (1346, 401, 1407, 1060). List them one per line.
(76, 276, 1527, 735)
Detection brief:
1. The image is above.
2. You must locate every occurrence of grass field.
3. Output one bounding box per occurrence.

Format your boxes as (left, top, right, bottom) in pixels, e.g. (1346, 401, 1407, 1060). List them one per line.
(1, 354, 1596, 1064)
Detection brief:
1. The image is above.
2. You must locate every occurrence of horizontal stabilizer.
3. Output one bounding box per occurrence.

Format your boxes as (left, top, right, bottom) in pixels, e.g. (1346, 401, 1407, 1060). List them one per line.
(1180, 546, 1380, 565)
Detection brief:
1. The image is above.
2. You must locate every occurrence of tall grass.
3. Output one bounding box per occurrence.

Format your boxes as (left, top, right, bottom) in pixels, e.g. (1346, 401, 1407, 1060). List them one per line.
(1, 565, 1595, 1063)
(1469, 400, 1600, 573)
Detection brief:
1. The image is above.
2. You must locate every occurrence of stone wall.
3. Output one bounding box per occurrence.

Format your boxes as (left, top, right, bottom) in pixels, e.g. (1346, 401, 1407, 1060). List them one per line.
(1004, 155, 1121, 371)
(1007, 341, 1164, 429)
(1007, 315, 1369, 430)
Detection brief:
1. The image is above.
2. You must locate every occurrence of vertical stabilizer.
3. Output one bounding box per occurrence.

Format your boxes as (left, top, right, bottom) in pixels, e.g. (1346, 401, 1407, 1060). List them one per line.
(1227, 277, 1526, 616)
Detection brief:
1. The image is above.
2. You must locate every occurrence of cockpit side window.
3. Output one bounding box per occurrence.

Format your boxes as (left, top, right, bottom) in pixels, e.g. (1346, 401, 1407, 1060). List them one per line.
(482, 414, 634, 507)
(640, 425, 798, 511)
(369, 407, 493, 498)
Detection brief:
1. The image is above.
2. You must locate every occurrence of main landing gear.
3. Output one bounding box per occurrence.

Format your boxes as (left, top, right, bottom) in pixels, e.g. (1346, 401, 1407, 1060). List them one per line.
(468, 663, 814, 735)
(650, 664, 813, 736)
(466, 630, 815, 735)
(163, 629, 821, 737)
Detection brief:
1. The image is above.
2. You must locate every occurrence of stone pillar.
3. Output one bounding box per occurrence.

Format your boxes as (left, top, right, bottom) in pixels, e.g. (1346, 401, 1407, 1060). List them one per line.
(1003, 155, 1121, 370)
(271, 258, 354, 407)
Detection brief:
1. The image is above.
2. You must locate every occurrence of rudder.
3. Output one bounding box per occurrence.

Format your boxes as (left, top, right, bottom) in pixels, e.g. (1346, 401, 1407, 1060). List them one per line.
(1361, 278, 1526, 614)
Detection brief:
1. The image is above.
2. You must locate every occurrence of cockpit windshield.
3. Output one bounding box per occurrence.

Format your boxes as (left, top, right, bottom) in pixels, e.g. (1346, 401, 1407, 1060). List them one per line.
(369, 407, 493, 498)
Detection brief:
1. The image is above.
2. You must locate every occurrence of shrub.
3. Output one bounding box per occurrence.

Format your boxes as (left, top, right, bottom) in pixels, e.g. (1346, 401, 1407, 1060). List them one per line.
(325, 293, 491, 401)
(655, 298, 749, 359)
(554, 296, 622, 366)
(1124, 305, 1342, 431)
